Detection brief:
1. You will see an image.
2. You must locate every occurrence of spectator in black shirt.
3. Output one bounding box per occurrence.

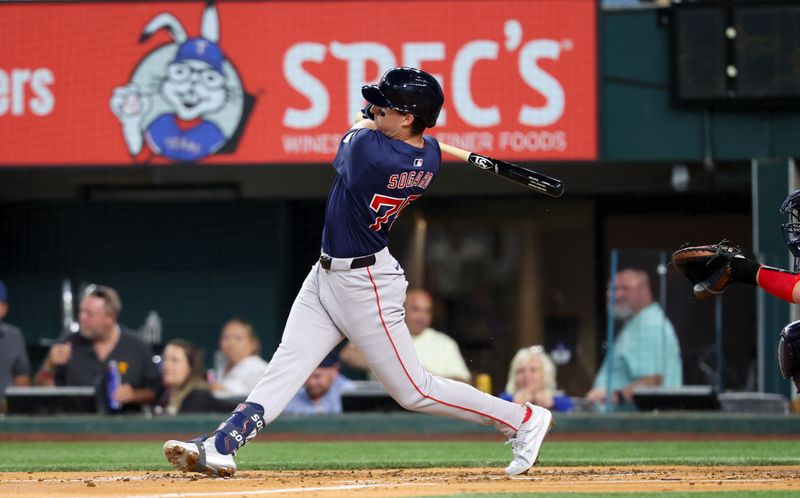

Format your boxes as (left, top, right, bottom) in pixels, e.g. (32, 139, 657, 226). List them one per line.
(157, 339, 222, 415)
(34, 285, 159, 412)
(0, 280, 31, 405)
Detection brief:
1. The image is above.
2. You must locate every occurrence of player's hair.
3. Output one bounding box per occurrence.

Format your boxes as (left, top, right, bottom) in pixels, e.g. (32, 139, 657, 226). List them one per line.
(409, 114, 426, 136)
(504, 345, 557, 396)
(82, 284, 122, 317)
(162, 339, 208, 415)
(222, 317, 261, 356)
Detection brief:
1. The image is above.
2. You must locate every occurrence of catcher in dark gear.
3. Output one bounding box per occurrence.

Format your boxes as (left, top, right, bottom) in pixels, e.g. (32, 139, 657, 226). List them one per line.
(780, 189, 800, 272)
(671, 189, 800, 393)
(779, 321, 800, 393)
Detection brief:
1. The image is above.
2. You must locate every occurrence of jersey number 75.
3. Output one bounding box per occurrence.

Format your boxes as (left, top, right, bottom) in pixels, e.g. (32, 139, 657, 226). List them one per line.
(369, 194, 421, 231)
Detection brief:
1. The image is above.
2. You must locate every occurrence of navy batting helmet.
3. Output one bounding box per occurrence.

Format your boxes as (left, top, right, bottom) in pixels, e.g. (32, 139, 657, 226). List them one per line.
(780, 190, 800, 271)
(362, 67, 444, 128)
(778, 320, 800, 393)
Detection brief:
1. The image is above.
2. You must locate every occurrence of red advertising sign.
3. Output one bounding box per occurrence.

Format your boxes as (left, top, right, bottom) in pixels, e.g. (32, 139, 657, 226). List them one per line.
(0, 1, 596, 166)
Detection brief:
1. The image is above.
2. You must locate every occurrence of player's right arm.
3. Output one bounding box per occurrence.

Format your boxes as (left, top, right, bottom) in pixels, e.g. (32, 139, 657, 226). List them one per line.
(673, 243, 800, 303)
(351, 119, 376, 131)
(727, 253, 800, 303)
(753, 265, 800, 304)
(352, 104, 377, 130)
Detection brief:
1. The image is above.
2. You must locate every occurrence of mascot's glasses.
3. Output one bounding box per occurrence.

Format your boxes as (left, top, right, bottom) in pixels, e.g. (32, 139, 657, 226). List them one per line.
(168, 63, 226, 90)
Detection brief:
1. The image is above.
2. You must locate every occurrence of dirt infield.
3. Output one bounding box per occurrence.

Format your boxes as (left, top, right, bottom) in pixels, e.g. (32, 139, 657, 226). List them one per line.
(2, 466, 799, 497)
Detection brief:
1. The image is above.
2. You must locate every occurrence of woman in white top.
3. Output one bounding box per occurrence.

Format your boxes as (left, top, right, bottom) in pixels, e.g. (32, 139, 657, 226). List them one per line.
(210, 318, 268, 397)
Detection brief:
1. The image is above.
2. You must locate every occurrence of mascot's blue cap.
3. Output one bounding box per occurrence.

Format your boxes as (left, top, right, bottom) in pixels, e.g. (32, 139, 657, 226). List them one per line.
(174, 38, 224, 73)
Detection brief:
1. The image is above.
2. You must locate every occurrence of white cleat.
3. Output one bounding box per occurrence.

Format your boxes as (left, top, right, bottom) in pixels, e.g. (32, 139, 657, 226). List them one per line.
(163, 435, 236, 477)
(504, 403, 555, 476)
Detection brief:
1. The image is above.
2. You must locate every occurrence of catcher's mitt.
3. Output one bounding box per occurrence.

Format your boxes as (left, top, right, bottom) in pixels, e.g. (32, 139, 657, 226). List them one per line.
(670, 240, 745, 300)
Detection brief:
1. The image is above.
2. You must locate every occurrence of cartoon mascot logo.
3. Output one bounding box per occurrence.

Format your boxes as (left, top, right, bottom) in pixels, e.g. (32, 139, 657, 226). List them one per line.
(110, 0, 252, 162)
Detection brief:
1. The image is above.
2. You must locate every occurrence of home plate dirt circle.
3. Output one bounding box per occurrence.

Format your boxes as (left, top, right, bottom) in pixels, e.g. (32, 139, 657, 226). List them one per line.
(1, 466, 799, 497)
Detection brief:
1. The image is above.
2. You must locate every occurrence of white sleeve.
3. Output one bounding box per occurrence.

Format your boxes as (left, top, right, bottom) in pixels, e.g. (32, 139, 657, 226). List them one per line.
(443, 340, 472, 382)
(220, 356, 268, 396)
(426, 333, 471, 382)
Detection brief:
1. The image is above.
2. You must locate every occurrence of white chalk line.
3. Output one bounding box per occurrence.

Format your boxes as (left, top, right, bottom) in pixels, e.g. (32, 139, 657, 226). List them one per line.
(120, 481, 433, 498)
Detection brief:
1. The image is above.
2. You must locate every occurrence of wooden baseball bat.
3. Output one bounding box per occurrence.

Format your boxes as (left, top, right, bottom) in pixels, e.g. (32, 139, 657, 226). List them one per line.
(439, 143, 565, 198)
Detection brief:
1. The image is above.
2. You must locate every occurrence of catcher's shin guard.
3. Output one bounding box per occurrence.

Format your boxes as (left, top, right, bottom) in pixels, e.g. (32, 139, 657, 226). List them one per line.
(213, 401, 265, 455)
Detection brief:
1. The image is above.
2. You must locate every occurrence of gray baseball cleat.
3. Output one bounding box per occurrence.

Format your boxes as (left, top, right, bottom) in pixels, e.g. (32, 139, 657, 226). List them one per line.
(163, 435, 236, 477)
(504, 403, 555, 476)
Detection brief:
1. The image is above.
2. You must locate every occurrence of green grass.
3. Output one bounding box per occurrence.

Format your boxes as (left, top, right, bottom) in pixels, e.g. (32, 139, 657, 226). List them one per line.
(1, 440, 799, 472)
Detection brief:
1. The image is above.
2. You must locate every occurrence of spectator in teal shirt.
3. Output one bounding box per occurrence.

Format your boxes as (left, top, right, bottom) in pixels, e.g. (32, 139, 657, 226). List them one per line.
(586, 268, 682, 410)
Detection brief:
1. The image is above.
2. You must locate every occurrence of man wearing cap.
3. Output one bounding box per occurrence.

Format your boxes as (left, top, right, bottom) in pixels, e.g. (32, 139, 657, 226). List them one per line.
(0, 280, 31, 406)
(143, 38, 229, 161)
(283, 352, 356, 415)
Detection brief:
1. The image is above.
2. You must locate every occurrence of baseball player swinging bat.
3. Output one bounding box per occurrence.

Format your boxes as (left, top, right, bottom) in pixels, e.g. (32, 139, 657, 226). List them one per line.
(438, 143, 565, 198)
(163, 67, 554, 479)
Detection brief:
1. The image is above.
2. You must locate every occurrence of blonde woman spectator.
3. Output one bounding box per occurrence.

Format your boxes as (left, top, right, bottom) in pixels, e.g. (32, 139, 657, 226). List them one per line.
(157, 339, 221, 415)
(210, 319, 268, 397)
(500, 346, 573, 412)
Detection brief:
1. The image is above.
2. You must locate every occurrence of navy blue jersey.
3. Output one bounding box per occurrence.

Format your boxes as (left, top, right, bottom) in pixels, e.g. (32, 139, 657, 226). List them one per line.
(322, 128, 440, 258)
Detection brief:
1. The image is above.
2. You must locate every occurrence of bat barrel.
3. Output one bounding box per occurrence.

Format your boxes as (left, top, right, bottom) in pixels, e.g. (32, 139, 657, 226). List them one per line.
(494, 158, 564, 198)
(439, 143, 565, 198)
